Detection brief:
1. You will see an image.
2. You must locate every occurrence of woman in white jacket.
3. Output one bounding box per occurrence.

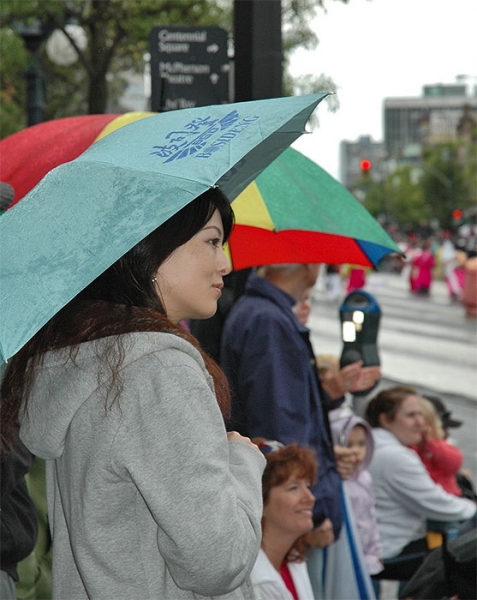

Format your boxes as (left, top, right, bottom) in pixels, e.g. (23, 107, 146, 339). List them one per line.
(251, 441, 317, 600)
(365, 386, 476, 582)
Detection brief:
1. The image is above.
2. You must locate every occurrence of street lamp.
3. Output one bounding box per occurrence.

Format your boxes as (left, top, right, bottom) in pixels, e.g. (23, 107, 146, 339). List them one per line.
(13, 20, 87, 126)
(12, 21, 54, 126)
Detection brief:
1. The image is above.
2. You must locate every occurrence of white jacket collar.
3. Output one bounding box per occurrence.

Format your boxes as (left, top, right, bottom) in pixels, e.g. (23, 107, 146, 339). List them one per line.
(251, 549, 315, 600)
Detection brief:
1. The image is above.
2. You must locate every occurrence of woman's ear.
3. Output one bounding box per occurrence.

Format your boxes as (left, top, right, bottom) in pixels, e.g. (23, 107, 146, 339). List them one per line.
(378, 412, 389, 429)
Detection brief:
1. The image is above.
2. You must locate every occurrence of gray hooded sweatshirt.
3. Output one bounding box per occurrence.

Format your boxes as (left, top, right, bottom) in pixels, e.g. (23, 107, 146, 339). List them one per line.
(19, 332, 265, 599)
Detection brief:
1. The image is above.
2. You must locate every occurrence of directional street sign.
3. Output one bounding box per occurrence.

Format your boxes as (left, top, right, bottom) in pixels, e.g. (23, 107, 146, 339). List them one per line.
(149, 26, 229, 111)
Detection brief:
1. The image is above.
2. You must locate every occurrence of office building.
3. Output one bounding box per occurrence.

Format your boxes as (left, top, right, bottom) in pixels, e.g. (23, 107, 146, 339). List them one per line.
(384, 83, 477, 158)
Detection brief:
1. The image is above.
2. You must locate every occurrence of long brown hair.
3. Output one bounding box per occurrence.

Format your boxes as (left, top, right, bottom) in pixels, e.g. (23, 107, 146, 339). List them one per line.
(1, 188, 234, 451)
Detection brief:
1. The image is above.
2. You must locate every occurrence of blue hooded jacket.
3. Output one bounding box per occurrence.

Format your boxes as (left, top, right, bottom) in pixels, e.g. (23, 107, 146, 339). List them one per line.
(221, 273, 342, 537)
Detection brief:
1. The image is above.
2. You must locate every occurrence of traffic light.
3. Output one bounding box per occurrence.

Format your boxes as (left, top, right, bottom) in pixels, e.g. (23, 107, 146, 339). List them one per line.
(360, 159, 372, 178)
(451, 209, 464, 228)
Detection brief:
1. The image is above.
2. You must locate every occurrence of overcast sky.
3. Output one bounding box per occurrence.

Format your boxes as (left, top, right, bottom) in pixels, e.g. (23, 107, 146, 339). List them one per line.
(290, 0, 477, 181)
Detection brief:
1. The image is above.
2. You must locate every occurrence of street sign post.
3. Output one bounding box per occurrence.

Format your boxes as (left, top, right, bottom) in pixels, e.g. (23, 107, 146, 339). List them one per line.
(149, 26, 229, 111)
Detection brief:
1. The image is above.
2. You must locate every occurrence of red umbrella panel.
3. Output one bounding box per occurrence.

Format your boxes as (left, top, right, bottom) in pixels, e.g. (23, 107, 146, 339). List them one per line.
(227, 225, 387, 269)
(0, 113, 154, 208)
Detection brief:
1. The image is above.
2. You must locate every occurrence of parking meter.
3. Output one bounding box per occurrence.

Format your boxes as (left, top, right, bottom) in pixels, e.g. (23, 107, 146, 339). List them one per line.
(339, 290, 381, 370)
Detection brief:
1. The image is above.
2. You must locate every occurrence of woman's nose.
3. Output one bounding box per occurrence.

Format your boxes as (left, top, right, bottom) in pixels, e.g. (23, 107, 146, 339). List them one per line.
(219, 247, 232, 275)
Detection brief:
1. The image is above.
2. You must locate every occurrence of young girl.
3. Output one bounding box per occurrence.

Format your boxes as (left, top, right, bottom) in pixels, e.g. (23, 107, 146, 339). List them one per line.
(1, 188, 265, 600)
(410, 397, 463, 497)
(330, 412, 383, 577)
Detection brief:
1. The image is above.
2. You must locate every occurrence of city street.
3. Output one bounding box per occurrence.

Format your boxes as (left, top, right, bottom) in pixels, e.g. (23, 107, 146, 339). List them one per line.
(309, 269, 477, 482)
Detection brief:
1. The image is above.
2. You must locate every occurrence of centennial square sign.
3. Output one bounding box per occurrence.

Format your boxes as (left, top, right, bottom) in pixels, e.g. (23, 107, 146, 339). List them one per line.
(149, 25, 229, 111)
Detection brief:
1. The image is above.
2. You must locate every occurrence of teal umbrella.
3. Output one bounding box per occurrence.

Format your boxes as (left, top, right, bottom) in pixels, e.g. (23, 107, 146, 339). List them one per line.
(0, 94, 327, 362)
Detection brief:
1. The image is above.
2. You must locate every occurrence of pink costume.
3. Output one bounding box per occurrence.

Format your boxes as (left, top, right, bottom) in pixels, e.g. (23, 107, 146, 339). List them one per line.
(346, 268, 366, 293)
(410, 249, 435, 293)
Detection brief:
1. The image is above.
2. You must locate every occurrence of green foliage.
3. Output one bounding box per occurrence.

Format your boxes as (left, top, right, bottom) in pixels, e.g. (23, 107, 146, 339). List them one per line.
(362, 166, 427, 231)
(461, 137, 477, 209)
(360, 139, 476, 231)
(0, 0, 230, 130)
(0, 0, 346, 138)
(0, 27, 28, 137)
(421, 144, 472, 229)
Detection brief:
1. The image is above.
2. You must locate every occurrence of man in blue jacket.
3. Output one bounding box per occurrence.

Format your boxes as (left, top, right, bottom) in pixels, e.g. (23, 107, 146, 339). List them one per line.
(221, 265, 356, 545)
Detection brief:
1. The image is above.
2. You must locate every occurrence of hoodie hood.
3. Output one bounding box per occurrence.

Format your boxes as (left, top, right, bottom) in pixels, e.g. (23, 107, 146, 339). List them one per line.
(19, 339, 118, 459)
(329, 408, 374, 471)
(19, 332, 204, 460)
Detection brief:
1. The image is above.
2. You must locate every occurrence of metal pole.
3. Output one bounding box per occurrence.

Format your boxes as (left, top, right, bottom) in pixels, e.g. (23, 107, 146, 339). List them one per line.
(13, 21, 51, 126)
(25, 53, 44, 126)
(233, 0, 283, 101)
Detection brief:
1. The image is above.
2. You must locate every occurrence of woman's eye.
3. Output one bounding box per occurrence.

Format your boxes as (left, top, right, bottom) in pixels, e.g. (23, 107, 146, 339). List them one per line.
(209, 238, 221, 247)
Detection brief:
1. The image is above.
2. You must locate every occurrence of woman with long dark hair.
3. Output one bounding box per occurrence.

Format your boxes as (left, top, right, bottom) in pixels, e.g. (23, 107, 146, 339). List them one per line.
(1, 188, 265, 600)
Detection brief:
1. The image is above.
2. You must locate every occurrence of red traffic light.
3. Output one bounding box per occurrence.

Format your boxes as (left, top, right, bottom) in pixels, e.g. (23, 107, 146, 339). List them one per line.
(360, 159, 372, 171)
(452, 209, 463, 220)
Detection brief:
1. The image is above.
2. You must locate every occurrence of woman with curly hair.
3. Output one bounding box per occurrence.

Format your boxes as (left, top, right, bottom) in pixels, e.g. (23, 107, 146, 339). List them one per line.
(251, 440, 317, 600)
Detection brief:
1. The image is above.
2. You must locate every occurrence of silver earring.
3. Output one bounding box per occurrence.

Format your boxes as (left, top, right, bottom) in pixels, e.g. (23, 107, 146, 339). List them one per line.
(152, 276, 157, 283)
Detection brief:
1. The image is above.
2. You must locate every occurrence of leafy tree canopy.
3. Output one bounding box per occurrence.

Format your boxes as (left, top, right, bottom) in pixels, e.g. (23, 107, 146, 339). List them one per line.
(361, 140, 475, 232)
(420, 143, 474, 229)
(362, 165, 426, 232)
(0, 0, 350, 138)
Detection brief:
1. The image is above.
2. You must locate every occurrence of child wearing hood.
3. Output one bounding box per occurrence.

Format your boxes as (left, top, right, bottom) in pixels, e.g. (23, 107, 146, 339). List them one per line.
(330, 410, 383, 577)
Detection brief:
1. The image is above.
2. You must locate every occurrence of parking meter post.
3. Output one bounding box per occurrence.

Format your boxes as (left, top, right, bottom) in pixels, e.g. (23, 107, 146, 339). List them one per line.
(339, 290, 382, 371)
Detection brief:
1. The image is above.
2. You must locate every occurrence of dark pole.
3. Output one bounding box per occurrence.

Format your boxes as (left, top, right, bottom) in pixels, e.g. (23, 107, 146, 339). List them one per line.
(14, 22, 51, 126)
(25, 56, 44, 126)
(233, 0, 283, 101)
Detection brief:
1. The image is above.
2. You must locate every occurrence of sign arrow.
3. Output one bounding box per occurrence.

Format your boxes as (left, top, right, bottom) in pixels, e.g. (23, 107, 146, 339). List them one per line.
(149, 26, 228, 111)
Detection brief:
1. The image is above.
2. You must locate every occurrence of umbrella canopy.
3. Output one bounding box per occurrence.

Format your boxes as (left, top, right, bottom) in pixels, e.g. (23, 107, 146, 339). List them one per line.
(0, 93, 327, 362)
(0, 112, 155, 207)
(227, 147, 400, 269)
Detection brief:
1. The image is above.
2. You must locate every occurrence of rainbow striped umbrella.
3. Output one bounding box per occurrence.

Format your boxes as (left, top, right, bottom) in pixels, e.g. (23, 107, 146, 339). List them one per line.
(227, 147, 400, 269)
